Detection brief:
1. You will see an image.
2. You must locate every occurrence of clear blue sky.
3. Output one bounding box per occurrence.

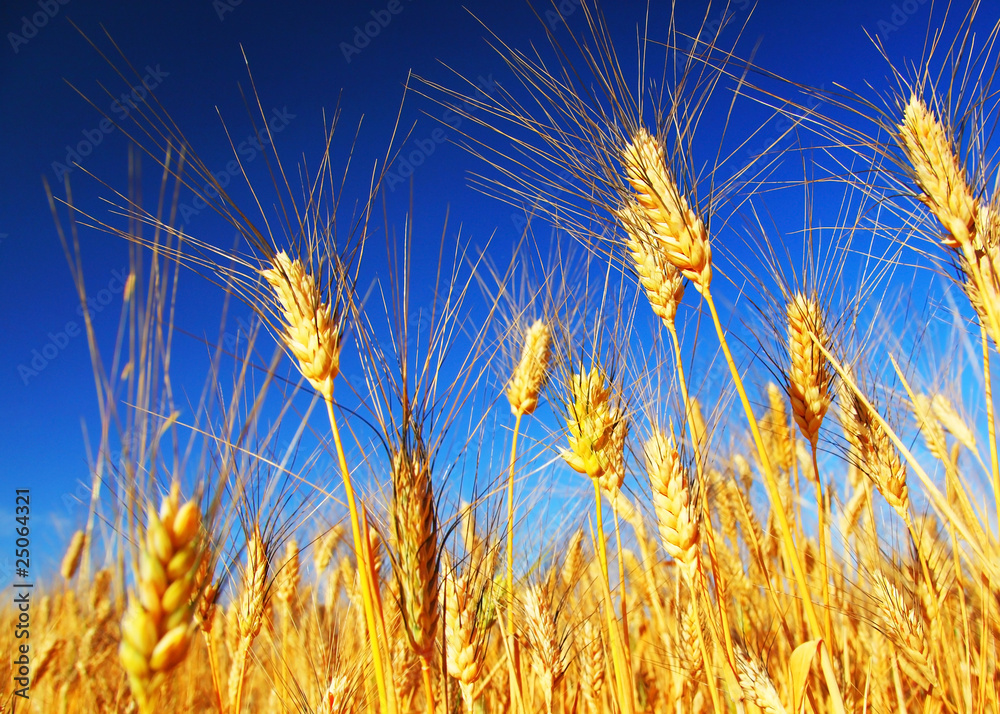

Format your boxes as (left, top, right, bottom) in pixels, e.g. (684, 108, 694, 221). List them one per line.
(0, 0, 961, 578)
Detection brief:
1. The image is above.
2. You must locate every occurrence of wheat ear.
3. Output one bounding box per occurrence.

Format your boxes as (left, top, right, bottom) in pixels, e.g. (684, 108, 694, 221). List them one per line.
(871, 571, 939, 692)
(644, 426, 700, 580)
(443, 566, 489, 713)
(579, 620, 605, 714)
(522, 583, 569, 714)
(620, 128, 712, 292)
(60, 530, 86, 581)
(119, 485, 202, 714)
(506, 319, 552, 417)
(618, 200, 685, 327)
(897, 94, 977, 251)
(391, 444, 439, 714)
(735, 648, 788, 714)
(786, 292, 833, 448)
(227, 527, 268, 714)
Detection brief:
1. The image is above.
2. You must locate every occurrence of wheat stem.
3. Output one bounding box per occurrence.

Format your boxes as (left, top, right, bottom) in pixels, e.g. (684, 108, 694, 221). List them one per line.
(983, 326, 1000, 538)
(420, 655, 435, 714)
(592, 479, 634, 714)
(666, 322, 737, 674)
(325, 398, 389, 714)
(611, 500, 632, 666)
(704, 292, 846, 712)
(704, 292, 819, 633)
(812, 448, 833, 644)
(505, 410, 524, 711)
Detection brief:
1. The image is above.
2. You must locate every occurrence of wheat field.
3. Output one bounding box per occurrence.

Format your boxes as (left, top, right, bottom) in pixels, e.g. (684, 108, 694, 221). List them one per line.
(4, 1, 1000, 712)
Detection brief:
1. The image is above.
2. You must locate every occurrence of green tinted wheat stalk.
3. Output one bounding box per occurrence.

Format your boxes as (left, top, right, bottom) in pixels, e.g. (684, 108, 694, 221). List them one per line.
(119, 485, 202, 714)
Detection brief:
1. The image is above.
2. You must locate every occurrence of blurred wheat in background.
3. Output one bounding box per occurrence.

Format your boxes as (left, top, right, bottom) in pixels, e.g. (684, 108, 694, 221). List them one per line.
(5, 0, 1000, 711)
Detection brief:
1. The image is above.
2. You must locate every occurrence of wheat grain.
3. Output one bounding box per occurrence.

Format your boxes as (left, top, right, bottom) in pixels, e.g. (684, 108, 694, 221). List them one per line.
(391, 443, 440, 661)
(618, 201, 686, 326)
(735, 647, 787, 714)
(871, 570, 938, 691)
(562, 367, 616, 479)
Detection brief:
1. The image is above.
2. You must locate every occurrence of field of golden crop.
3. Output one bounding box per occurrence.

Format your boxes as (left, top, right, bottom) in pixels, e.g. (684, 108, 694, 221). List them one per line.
(3, 2, 1000, 712)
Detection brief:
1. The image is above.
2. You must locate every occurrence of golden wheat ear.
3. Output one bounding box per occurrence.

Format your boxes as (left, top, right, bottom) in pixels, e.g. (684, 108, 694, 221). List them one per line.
(619, 128, 712, 294)
(786, 292, 834, 447)
(119, 486, 203, 713)
(644, 424, 700, 581)
(507, 319, 553, 416)
(897, 94, 978, 251)
(260, 251, 344, 400)
(60, 530, 87, 581)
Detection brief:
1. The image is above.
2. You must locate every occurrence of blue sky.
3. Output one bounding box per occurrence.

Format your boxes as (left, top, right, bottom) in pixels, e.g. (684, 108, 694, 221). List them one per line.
(0, 0, 964, 578)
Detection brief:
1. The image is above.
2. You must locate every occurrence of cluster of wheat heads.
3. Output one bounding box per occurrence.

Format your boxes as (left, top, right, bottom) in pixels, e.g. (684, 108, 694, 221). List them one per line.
(8, 1, 1000, 713)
